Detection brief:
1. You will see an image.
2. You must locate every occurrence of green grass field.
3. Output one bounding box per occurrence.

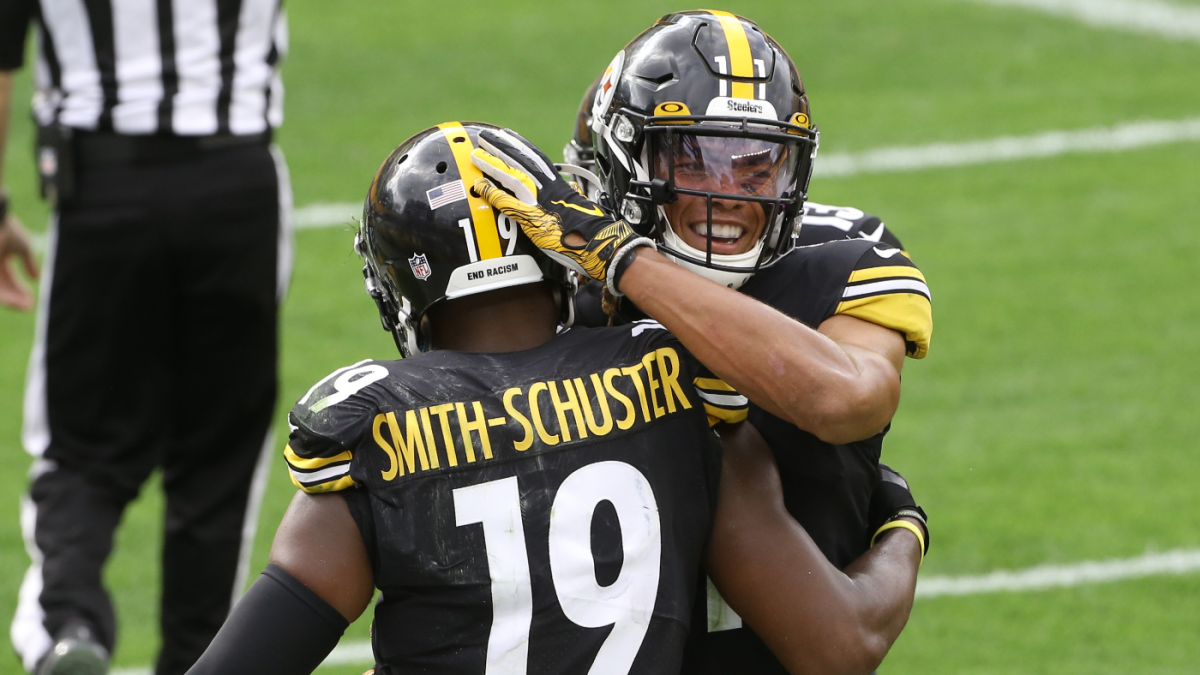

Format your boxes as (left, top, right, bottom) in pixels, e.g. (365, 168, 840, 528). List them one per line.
(2, 1, 1199, 673)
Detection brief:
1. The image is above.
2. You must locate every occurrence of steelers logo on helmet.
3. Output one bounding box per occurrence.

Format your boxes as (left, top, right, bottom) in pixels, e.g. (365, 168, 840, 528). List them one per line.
(588, 11, 819, 289)
(359, 122, 575, 357)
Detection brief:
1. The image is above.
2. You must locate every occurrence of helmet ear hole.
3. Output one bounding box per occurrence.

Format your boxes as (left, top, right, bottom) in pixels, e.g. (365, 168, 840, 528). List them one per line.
(435, 161, 448, 174)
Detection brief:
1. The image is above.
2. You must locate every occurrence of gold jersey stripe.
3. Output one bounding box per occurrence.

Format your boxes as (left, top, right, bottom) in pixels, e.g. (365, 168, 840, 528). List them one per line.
(438, 122, 503, 260)
(836, 293, 933, 359)
(694, 377, 738, 393)
(290, 472, 357, 494)
(706, 403, 749, 427)
(284, 444, 353, 471)
(707, 10, 756, 99)
(848, 265, 927, 284)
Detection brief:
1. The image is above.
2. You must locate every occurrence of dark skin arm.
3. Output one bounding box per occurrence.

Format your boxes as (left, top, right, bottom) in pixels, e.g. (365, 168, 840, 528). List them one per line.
(619, 250, 905, 445)
(268, 490, 375, 623)
(707, 422, 921, 675)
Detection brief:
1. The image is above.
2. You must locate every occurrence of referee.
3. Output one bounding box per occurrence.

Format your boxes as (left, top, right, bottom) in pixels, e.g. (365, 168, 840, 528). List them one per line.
(0, 2, 291, 674)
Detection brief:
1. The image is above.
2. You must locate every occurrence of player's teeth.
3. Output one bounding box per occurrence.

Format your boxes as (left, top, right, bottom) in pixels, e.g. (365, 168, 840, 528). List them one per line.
(691, 223, 744, 240)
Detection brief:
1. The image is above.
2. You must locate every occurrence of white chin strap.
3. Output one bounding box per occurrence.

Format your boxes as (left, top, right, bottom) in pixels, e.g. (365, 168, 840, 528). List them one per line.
(660, 225, 763, 290)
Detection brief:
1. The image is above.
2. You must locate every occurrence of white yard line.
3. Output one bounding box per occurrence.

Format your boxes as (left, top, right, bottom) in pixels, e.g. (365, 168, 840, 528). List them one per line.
(917, 547, 1200, 598)
(295, 202, 361, 230)
(107, 548, 1200, 673)
(963, 0, 1200, 42)
(815, 116, 1200, 178)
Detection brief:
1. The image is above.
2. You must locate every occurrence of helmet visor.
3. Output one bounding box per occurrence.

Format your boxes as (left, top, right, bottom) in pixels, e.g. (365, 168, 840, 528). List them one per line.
(652, 133, 800, 199)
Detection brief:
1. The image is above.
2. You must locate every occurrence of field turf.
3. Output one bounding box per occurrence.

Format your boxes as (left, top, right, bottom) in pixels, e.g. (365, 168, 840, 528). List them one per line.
(2, 1, 1198, 673)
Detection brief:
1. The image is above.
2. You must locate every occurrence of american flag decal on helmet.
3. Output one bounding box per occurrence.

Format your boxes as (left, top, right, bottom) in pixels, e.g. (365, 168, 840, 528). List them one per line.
(426, 180, 467, 210)
(409, 254, 432, 280)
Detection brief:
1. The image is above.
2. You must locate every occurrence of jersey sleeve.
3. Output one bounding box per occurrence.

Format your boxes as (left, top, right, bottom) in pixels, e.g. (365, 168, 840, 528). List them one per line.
(692, 373, 750, 426)
(286, 360, 390, 494)
(796, 201, 904, 251)
(835, 244, 933, 358)
(632, 320, 750, 426)
(661, 330, 749, 426)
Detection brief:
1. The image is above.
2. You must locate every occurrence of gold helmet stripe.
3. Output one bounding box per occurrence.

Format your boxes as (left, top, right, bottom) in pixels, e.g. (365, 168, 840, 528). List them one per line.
(437, 122, 503, 260)
(707, 10, 756, 99)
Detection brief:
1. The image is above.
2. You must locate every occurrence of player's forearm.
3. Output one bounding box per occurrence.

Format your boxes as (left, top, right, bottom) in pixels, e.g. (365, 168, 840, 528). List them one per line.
(621, 249, 894, 443)
(711, 507, 893, 675)
(839, 522, 923, 659)
(707, 423, 896, 675)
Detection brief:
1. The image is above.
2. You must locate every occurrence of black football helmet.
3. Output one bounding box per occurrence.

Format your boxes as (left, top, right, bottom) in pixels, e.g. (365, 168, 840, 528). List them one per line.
(591, 10, 819, 288)
(563, 76, 603, 201)
(358, 121, 575, 356)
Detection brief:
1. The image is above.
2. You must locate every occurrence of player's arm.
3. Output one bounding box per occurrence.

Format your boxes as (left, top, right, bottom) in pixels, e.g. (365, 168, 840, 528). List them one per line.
(622, 252, 906, 444)
(470, 129, 920, 444)
(707, 422, 922, 675)
(189, 369, 381, 675)
(186, 491, 374, 675)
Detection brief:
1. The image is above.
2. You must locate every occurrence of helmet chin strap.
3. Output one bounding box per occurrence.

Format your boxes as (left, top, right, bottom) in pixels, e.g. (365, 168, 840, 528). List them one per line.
(660, 223, 763, 290)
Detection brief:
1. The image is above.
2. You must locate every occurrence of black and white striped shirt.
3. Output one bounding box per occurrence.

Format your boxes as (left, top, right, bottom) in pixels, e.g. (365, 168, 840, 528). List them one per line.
(0, 0, 286, 136)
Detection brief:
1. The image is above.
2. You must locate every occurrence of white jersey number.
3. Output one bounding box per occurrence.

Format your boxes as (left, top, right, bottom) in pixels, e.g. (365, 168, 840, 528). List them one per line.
(453, 461, 662, 675)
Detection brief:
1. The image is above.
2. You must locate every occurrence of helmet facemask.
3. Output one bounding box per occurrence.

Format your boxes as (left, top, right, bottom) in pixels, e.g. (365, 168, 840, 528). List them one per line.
(587, 11, 821, 288)
(623, 116, 817, 288)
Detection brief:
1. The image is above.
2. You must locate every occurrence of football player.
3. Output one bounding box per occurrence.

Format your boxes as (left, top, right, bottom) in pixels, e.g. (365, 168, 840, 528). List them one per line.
(185, 122, 920, 675)
(482, 11, 934, 673)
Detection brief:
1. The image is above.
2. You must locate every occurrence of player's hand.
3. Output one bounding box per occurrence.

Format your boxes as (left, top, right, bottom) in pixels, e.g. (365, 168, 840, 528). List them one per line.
(469, 128, 652, 290)
(0, 212, 40, 311)
(868, 463, 929, 554)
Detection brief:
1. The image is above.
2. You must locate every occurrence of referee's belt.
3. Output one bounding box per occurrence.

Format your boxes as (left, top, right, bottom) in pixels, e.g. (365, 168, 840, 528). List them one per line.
(75, 130, 272, 166)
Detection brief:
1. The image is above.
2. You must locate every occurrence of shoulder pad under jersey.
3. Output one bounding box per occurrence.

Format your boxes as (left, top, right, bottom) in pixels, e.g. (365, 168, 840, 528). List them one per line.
(626, 321, 749, 427)
(797, 201, 904, 250)
(835, 242, 932, 358)
(286, 359, 392, 493)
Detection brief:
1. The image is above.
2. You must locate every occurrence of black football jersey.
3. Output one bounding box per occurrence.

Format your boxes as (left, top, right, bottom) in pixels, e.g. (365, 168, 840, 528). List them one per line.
(680, 238, 932, 674)
(572, 208, 932, 673)
(285, 324, 747, 675)
(795, 201, 904, 250)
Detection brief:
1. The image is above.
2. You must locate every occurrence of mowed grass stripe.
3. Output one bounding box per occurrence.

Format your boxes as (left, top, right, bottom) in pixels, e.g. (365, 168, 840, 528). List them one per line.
(963, 0, 1200, 42)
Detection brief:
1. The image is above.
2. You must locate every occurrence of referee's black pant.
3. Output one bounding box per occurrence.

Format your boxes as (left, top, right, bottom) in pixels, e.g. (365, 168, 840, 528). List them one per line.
(11, 138, 291, 675)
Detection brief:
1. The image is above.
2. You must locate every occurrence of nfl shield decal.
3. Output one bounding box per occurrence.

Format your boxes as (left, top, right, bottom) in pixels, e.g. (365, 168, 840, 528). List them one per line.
(409, 254, 432, 280)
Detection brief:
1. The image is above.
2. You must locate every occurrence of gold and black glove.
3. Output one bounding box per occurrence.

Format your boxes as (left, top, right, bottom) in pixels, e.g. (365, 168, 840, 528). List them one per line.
(470, 128, 653, 295)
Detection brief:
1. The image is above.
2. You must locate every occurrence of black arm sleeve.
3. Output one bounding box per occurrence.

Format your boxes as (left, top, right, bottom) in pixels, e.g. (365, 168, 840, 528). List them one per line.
(186, 563, 352, 675)
(0, 0, 37, 69)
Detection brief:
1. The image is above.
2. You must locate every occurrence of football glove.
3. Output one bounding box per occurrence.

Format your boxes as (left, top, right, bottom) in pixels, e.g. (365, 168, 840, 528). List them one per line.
(868, 463, 930, 555)
(469, 128, 654, 295)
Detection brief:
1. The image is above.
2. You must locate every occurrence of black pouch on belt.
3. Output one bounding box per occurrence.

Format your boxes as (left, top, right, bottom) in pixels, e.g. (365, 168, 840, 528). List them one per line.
(36, 123, 77, 207)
